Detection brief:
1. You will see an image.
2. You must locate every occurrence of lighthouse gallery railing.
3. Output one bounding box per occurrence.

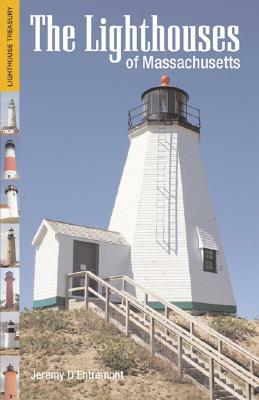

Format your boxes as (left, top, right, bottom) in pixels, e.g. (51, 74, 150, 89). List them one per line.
(128, 101, 201, 130)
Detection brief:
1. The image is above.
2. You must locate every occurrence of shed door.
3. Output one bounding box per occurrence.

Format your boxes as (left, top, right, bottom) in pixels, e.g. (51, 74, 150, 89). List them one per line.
(73, 240, 99, 296)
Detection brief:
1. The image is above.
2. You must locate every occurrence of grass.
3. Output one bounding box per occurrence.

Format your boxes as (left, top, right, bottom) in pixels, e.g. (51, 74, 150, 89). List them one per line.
(209, 315, 256, 341)
(98, 338, 139, 374)
(20, 308, 208, 400)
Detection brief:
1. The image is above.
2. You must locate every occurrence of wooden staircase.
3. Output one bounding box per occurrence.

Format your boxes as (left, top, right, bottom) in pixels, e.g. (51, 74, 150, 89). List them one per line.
(65, 271, 259, 400)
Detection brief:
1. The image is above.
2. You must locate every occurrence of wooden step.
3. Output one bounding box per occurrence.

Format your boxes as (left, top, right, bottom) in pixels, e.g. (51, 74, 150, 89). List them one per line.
(100, 296, 251, 400)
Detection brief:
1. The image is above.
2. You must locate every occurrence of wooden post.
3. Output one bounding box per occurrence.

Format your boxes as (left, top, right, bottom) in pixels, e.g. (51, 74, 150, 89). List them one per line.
(144, 293, 148, 323)
(246, 383, 251, 400)
(190, 321, 194, 355)
(178, 336, 183, 380)
(125, 299, 129, 336)
(209, 357, 214, 400)
(249, 361, 255, 400)
(150, 317, 154, 353)
(165, 306, 169, 336)
(218, 339, 222, 375)
(250, 359, 254, 375)
(105, 287, 110, 322)
(84, 273, 89, 310)
(121, 278, 126, 307)
(65, 275, 69, 310)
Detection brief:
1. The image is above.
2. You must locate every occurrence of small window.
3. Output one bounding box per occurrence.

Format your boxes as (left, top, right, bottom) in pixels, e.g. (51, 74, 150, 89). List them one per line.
(160, 90, 168, 112)
(203, 248, 217, 273)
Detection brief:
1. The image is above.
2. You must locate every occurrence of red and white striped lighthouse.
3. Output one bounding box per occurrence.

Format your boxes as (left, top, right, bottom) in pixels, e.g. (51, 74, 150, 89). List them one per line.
(4, 140, 17, 179)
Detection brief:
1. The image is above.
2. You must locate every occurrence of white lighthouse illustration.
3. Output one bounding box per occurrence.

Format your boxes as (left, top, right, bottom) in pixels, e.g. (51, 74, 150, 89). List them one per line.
(109, 76, 236, 313)
(0, 185, 19, 222)
(4, 140, 17, 179)
(4, 320, 17, 349)
(1, 99, 19, 135)
(5, 186, 19, 218)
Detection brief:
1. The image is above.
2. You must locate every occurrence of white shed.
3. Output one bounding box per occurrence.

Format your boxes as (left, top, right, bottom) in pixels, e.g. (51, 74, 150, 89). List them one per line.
(32, 219, 130, 308)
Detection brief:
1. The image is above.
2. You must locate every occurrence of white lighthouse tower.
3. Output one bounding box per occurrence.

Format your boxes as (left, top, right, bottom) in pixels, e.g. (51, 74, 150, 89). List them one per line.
(109, 76, 236, 314)
(4, 140, 17, 179)
(5, 185, 19, 218)
(8, 99, 17, 128)
(4, 320, 16, 349)
(1, 99, 19, 134)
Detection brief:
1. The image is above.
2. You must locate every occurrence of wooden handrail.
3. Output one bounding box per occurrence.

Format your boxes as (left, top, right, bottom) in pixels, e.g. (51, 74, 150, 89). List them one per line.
(65, 271, 259, 398)
(107, 274, 259, 366)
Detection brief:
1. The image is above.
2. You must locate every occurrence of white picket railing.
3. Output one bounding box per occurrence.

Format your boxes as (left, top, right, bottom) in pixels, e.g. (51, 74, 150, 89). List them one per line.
(65, 271, 259, 400)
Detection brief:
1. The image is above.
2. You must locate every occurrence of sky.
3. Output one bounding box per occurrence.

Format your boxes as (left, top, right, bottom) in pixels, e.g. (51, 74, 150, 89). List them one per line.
(0, 312, 19, 324)
(20, 0, 259, 318)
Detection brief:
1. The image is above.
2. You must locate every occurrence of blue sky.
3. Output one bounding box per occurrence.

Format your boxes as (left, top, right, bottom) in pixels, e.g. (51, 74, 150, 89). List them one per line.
(20, 0, 259, 318)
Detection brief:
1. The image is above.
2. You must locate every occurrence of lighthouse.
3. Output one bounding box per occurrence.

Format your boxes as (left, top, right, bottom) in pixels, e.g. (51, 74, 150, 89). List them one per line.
(4, 320, 16, 349)
(5, 271, 15, 310)
(3, 364, 17, 399)
(1, 99, 19, 135)
(4, 141, 17, 179)
(109, 76, 236, 314)
(7, 100, 17, 128)
(5, 185, 19, 218)
(6, 228, 16, 267)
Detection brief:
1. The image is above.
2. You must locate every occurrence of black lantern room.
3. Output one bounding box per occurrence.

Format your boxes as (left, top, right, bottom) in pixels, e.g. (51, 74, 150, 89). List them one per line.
(5, 140, 15, 149)
(6, 320, 15, 333)
(128, 76, 200, 133)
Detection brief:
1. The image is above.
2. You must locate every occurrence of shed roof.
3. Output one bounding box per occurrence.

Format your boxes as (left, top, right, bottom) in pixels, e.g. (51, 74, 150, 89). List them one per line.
(34, 219, 129, 246)
(197, 227, 218, 251)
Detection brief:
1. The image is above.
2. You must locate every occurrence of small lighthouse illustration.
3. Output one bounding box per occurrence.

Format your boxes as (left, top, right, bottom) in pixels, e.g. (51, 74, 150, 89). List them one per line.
(0, 185, 19, 222)
(5, 271, 15, 310)
(1, 99, 19, 135)
(6, 228, 17, 267)
(4, 321, 16, 349)
(2, 364, 18, 399)
(109, 76, 236, 314)
(5, 186, 19, 218)
(4, 141, 17, 179)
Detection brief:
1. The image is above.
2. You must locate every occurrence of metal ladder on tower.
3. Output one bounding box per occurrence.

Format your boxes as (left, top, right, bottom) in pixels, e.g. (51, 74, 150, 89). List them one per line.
(156, 124, 178, 253)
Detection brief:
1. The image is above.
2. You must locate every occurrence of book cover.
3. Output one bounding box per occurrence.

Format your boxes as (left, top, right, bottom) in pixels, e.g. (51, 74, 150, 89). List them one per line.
(0, 1, 258, 399)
